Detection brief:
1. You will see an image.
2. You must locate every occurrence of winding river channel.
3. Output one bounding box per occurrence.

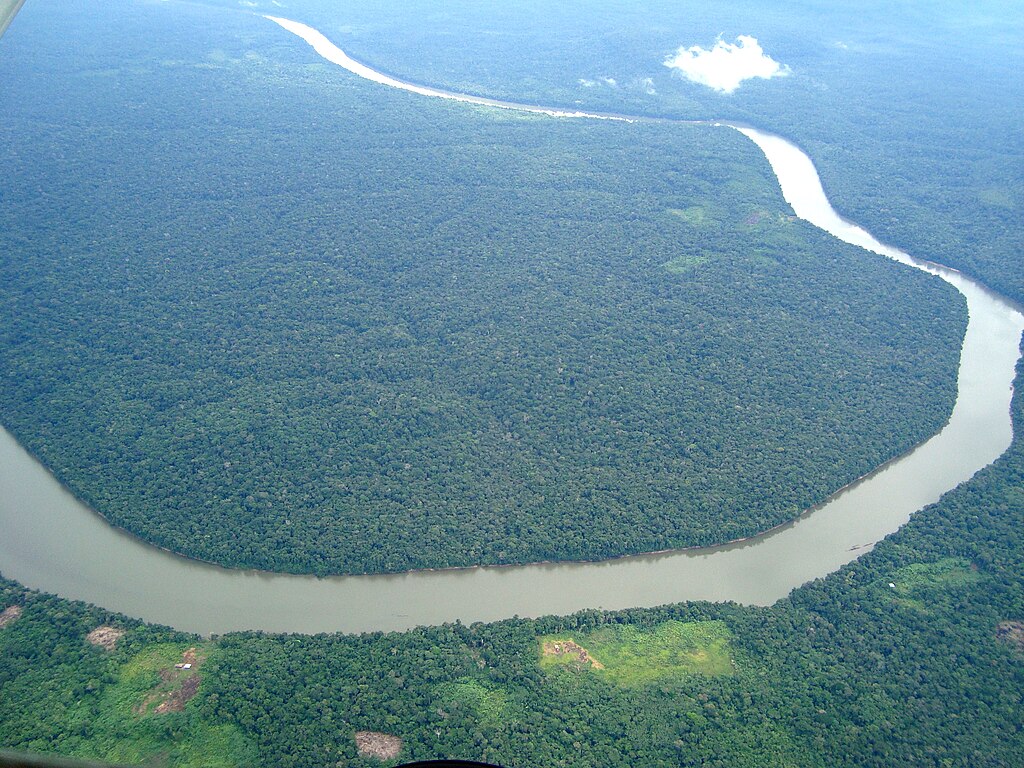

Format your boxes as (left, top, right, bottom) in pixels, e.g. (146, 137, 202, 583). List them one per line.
(0, 17, 1022, 636)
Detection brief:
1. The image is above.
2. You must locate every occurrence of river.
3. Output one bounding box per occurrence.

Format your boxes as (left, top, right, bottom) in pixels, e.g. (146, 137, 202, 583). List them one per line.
(0, 17, 1021, 636)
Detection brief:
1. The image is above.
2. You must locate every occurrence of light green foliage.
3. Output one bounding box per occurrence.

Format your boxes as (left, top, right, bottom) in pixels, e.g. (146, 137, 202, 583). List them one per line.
(667, 206, 713, 227)
(0, 584, 254, 768)
(436, 678, 518, 727)
(107, 643, 199, 715)
(977, 187, 1016, 210)
(881, 557, 984, 612)
(110, 644, 185, 696)
(540, 619, 735, 685)
(661, 253, 709, 273)
(71, 643, 250, 768)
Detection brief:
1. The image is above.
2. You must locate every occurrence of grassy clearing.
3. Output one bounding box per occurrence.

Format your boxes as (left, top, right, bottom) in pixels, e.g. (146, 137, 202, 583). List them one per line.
(662, 253, 709, 274)
(667, 206, 713, 227)
(436, 678, 518, 728)
(67, 642, 253, 767)
(882, 557, 983, 612)
(102, 643, 198, 714)
(539, 620, 735, 686)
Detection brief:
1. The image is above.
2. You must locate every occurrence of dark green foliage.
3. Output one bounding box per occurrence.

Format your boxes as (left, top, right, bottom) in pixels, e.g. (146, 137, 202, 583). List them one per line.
(2, 1, 1023, 766)
(0, 580, 230, 765)
(0, 0, 962, 575)
(9, 393, 1024, 768)
(124, 355, 1024, 767)
(292, 0, 1023, 306)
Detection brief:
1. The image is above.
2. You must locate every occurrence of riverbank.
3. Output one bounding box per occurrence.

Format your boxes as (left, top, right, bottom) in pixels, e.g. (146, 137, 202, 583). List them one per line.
(0, 109, 1018, 633)
(0, 15, 1020, 635)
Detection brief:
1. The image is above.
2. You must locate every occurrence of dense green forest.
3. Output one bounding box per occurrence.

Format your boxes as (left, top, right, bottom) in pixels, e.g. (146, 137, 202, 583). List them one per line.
(2, 0, 1022, 765)
(274, 0, 1022, 306)
(3, 354, 1023, 766)
(0, 0, 963, 574)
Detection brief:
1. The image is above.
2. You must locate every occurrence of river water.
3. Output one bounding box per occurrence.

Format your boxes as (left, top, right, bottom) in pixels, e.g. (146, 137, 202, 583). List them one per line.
(0, 18, 1021, 636)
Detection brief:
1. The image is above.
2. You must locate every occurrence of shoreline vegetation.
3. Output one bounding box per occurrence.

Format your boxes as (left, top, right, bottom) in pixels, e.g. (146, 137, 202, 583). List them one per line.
(0, 15, 1018, 644)
(0, 401, 975, 582)
(0, 7, 969, 579)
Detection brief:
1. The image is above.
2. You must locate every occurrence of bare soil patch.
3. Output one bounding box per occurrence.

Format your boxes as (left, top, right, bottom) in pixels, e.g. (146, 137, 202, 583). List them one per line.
(154, 674, 201, 714)
(354, 731, 403, 761)
(86, 625, 125, 650)
(996, 620, 1024, 651)
(542, 639, 605, 669)
(135, 647, 205, 715)
(0, 605, 22, 628)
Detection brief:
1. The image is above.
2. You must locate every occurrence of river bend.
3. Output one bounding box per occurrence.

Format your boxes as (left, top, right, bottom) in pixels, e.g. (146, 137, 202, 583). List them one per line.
(0, 18, 1021, 635)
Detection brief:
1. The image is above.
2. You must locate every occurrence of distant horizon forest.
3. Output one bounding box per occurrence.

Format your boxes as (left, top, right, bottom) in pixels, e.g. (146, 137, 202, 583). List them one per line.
(2, 0, 1024, 766)
(0, 0, 964, 575)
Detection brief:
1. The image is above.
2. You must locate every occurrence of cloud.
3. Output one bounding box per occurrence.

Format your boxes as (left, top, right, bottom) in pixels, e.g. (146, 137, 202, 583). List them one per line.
(663, 35, 789, 94)
(578, 76, 618, 89)
(580, 75, 656, 96)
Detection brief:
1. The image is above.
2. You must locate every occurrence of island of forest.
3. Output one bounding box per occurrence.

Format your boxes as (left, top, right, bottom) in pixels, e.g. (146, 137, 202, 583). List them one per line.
(0, 0, 963, 576)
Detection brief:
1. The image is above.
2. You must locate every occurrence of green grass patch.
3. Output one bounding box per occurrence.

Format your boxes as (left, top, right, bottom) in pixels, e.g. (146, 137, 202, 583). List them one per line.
(67, 642, 254, 767)
(117, 643, 186, 690)
(882, 557, 983, 612)
(539, 619, 735, 686)
(436, 678, 517, 727)
(662, 253, 709, 274)
(667, 206, 713, 227)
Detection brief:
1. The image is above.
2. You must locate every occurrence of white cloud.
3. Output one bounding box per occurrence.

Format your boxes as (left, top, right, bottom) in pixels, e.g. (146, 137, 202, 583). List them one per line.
(663, 35, 789, 94)
(580, 75, 655, 96)
(578, 76, 619, 89)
